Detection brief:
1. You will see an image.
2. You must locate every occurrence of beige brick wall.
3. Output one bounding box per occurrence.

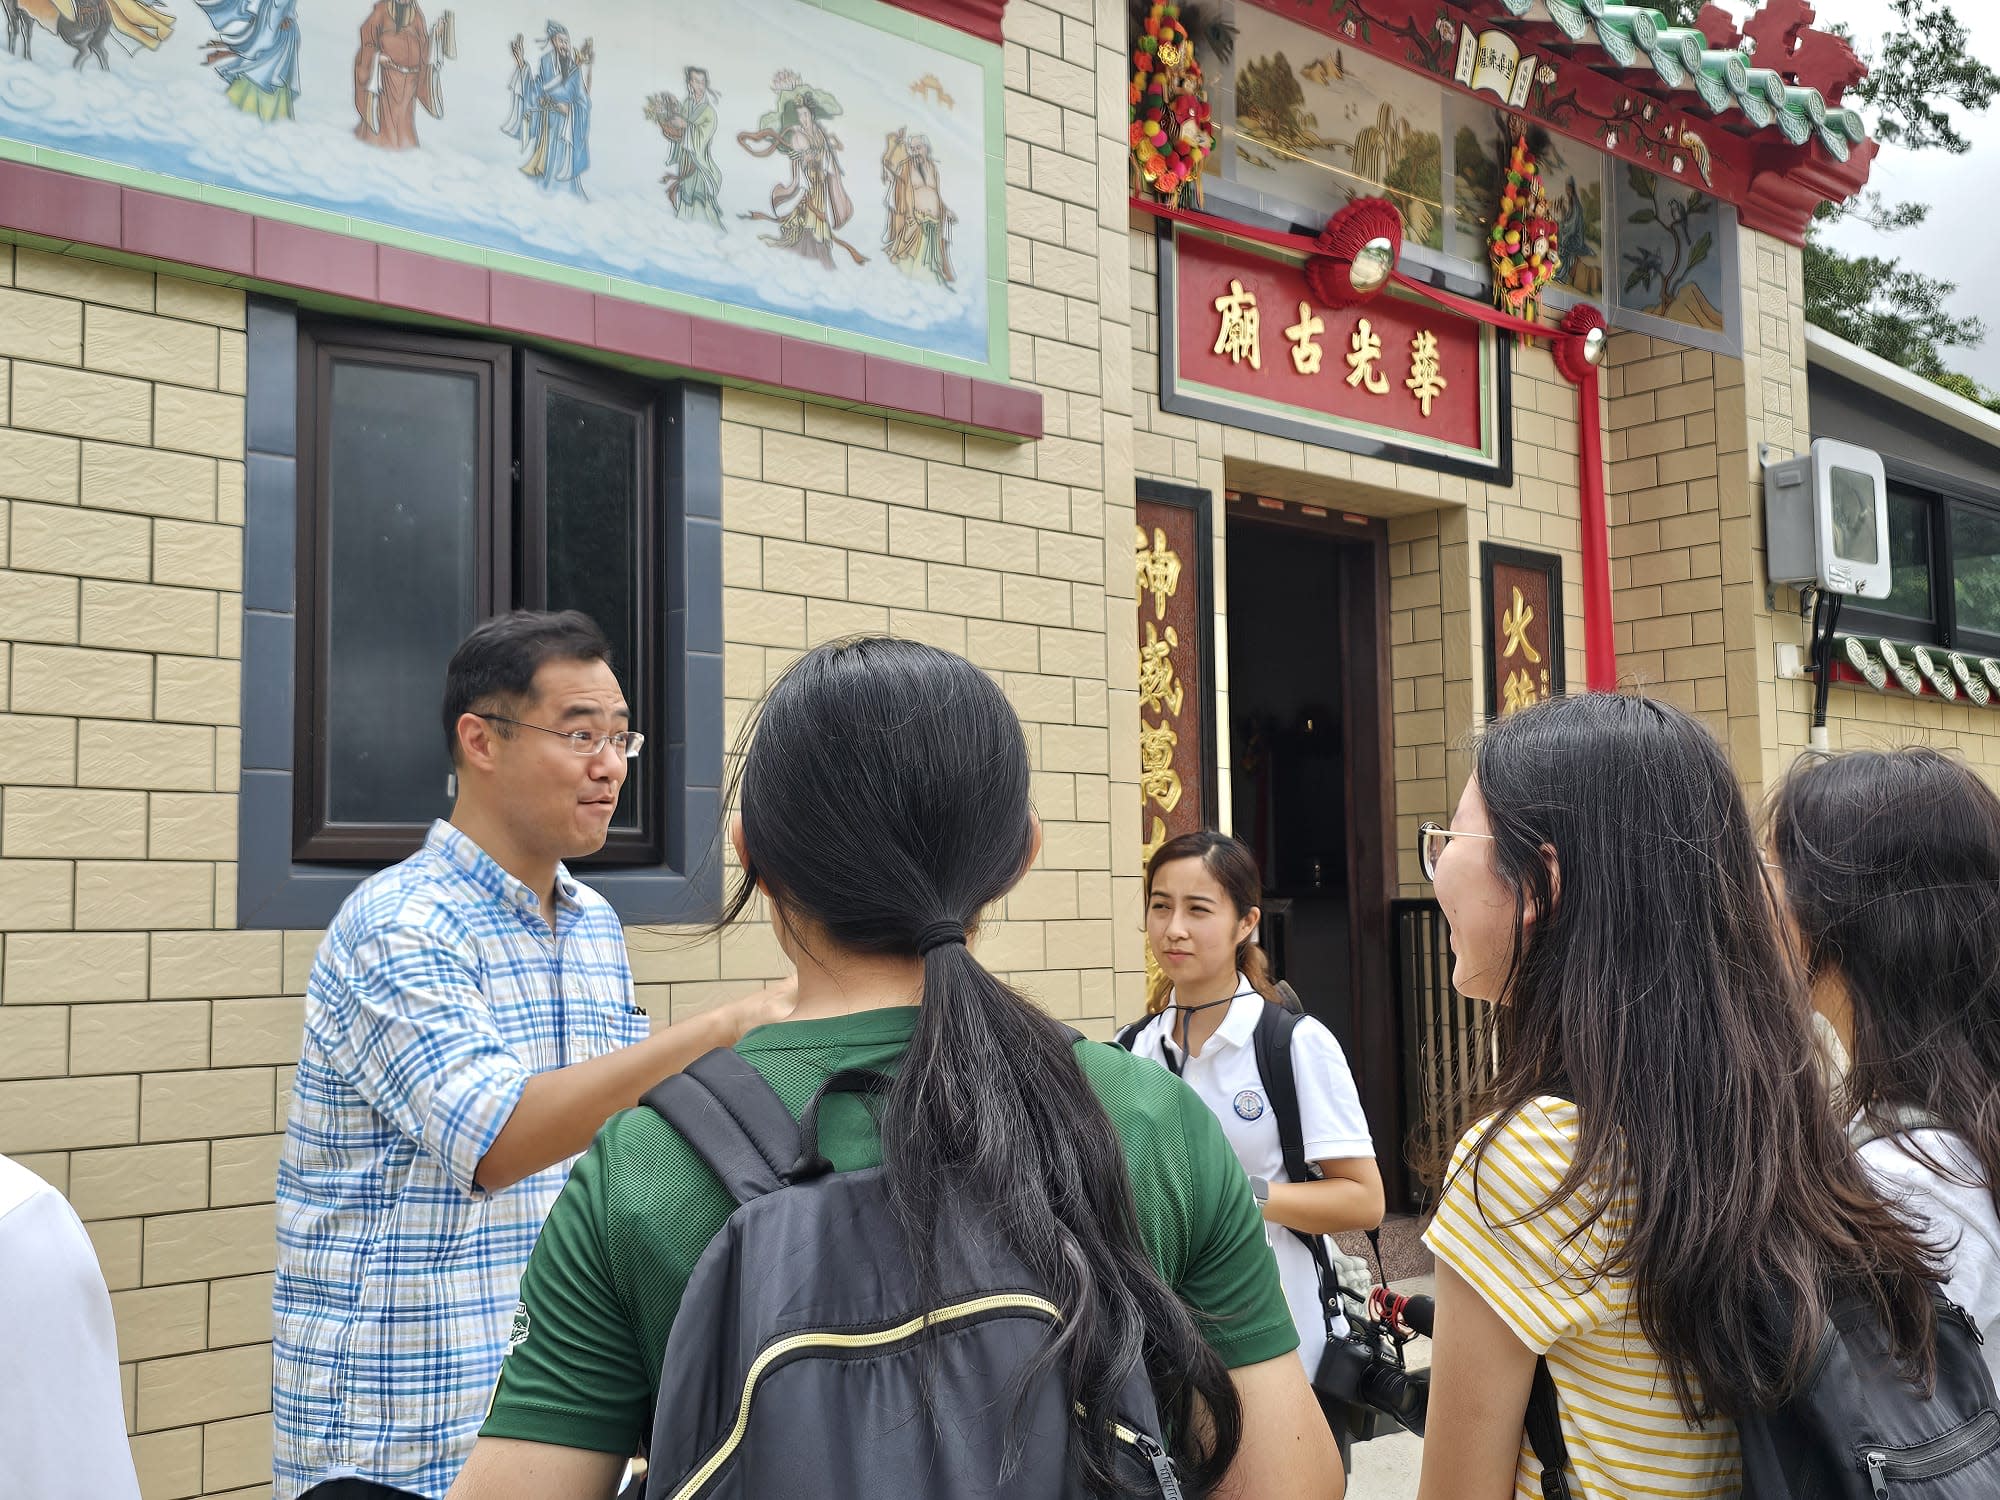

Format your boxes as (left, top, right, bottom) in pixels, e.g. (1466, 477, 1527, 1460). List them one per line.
(0, 240, 279, 1499)
(1604, 225, 2000, 800)
(0, 7, 1145, 1493)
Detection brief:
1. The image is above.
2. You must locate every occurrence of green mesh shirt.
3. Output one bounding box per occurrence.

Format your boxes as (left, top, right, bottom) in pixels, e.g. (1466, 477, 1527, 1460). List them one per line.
(481, 1005, 1299, 1455)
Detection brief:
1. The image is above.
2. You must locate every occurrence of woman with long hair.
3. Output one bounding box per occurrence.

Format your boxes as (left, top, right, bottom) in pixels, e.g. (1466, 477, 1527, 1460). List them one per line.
(448, 637, 1340, 1499)
(1769, 746, 2000, 1384)
(1125, 831, 1383, 1376)
(1416, 693, 1937, 1500)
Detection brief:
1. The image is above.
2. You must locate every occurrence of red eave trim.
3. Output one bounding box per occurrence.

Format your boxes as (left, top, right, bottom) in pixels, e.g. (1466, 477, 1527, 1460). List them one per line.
(0, 159, 1040, 441)
(879, 0, 1005, 44)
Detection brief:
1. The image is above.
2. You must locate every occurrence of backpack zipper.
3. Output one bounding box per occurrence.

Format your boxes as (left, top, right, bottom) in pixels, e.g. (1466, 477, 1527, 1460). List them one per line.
(1111, 1422, 1185, 1500)
(668, 1292, 1062, 1500)
(1860, 1408, 2000, 1496)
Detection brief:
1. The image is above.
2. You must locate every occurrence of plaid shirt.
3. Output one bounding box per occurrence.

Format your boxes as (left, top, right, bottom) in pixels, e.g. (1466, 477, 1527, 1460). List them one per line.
(273, 821, 647, 1500)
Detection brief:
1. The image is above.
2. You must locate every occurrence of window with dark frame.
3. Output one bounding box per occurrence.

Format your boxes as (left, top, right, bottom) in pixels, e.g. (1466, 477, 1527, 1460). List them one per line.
(294, 319, 671, 868)
(1841, 469, 2000, 658)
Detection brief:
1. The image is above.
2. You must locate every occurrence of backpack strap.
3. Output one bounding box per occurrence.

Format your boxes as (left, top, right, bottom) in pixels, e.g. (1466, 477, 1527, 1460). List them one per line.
(1525, 1358, 1575, 1500)
(1252, 1000, 1313, 1188)
(1113, 1017, 1148, 1052)
(1250, 998, 1344, 1336)
(1849, 1102, 1949, 1150)
(641, 1047, 802, 1205)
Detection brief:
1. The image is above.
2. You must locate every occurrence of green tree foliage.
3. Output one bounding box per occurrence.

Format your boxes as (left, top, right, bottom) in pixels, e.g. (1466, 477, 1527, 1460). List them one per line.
(1649, 1, 2000, 409)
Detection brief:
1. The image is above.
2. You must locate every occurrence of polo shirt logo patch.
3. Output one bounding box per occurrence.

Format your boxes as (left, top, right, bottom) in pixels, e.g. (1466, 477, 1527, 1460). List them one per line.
(1233, 1089, 1265, 1121)
(507, 1304, 531, 1355)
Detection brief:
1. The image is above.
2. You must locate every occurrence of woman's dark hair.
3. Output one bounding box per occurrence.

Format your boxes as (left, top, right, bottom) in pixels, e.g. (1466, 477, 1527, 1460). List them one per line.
(1142, 831, 1280, 1015)
(1456, 693, 1937, 1421)
(1770, 747, 2000, 1216)
(441, 609, 612, 761)
(719, 636, 1241, 1491)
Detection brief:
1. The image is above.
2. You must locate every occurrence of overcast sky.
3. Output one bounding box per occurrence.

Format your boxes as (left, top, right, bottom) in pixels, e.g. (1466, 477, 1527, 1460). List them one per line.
(1781, 0, 2000, 388)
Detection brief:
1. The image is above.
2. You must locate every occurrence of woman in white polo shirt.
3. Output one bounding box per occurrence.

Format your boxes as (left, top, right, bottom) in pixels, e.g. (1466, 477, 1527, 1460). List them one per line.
(1125, 830, 1384, 1371)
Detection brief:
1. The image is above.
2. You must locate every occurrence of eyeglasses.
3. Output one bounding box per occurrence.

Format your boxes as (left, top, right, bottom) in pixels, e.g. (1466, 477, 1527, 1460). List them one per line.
(1418, 820, 1492, 882)
(477, 714, 645, 759)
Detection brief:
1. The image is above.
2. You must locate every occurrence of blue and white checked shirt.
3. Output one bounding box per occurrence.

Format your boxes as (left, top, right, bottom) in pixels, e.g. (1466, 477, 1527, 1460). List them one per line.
(273, 821, 647, 1500)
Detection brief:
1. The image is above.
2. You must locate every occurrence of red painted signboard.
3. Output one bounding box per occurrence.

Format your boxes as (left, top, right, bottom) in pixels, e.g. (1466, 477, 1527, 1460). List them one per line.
(1161, 227, 1503, 477)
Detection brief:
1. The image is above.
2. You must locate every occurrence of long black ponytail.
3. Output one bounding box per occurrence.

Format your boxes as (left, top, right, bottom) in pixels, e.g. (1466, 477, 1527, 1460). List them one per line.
(719, 636, 1242, 1492)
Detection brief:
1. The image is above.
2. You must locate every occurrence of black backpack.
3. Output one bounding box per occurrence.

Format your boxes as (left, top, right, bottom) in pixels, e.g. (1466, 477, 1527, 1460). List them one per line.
(1522, 1106, 2000, 1500)
(637, 1048, 1186, 1500)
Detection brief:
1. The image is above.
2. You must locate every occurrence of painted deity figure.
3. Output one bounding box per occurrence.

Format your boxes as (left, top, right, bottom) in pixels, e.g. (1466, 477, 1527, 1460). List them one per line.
(354, 0, 454, 149)
(197, 0, 301, 122)
(737, 70, 865, 268)
(880, 129, 955, 287)
(505, 20, 593, 198)
(650, 65, 724, 229)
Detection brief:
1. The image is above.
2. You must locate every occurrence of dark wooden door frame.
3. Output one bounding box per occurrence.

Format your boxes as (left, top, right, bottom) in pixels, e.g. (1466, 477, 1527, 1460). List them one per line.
(1223, 506, 1404, 1207)
(1338, 537, 1404, 1209)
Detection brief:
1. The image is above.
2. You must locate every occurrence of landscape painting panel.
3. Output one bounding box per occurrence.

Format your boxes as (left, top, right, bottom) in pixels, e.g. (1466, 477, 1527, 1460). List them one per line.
(1230, 3, 1443, 249)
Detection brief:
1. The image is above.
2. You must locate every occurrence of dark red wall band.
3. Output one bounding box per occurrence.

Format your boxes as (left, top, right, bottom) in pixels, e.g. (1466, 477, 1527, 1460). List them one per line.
(0, 158, 1042, 440)
(880, 0, 1005, 43)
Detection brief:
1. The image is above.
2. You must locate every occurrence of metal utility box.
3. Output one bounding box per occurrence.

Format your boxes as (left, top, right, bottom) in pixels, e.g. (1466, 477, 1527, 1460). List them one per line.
(1763, 438, 1891, 598)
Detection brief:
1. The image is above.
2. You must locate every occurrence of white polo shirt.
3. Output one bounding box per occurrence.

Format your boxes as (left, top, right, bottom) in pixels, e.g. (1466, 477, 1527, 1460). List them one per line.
(0, 1154, 141, 1499)
(1125, 983, 1376, 1368)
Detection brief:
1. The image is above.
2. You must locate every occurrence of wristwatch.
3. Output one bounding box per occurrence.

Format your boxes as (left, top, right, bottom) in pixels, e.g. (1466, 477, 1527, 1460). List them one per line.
(1249, 1175, 1270, 1206)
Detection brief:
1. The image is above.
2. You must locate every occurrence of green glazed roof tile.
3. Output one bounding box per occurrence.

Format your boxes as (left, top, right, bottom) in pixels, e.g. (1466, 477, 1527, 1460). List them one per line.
(1478, 8, 1866, 159)
(1544, 0, 1590, 39)
(1591, 14, 1641, 67)
(1653, 28, 1707, 76)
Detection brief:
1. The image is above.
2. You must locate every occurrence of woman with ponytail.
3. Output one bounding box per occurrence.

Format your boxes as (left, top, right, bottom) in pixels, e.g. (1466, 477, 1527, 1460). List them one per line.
(1124, 831, 1383, 1376)
(451, 638, 1340, 1499)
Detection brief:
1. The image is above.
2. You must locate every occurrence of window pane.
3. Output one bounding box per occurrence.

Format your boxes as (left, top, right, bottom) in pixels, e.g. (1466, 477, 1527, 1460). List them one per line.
(543, 388, 643, 830)
(1952, 503, 2000, 639)
(325, 361, 479, 825)
(1877, 489, 1932, 622)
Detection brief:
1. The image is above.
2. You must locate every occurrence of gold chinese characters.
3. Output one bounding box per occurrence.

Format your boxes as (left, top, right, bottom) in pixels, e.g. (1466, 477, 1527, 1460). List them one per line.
(1498, 584, 1551, 714)
(1134, 522, 1187, 833)
(1209, 280, 1449, 421)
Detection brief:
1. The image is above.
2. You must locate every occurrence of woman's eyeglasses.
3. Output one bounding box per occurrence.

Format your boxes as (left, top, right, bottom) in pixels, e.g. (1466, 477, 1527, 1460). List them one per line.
(1418, 820, 1493, 882)
(1418, 817, 1785, 884)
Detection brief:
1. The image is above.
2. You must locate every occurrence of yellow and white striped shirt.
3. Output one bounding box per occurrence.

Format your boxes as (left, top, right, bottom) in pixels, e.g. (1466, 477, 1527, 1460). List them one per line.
(1424, 1097, 1741, 1499)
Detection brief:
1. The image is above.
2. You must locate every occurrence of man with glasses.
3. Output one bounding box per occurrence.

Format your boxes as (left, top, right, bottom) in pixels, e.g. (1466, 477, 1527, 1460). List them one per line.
(274, 610, 790, 1500)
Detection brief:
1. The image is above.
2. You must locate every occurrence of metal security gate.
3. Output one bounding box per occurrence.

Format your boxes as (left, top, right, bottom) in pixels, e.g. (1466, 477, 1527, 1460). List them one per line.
(1392, 897, 1497, 1207)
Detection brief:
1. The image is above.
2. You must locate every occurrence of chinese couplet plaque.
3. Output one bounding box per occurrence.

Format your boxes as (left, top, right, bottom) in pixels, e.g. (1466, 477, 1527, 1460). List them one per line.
(1158, 227, 1508, 481)
(1482, 544, 1565, 718)
(1134, 487, 1213, 867)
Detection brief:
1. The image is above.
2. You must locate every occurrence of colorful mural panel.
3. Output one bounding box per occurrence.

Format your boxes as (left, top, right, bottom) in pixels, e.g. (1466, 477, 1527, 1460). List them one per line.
(0, 0, 1000, 369)
(1231, 2, 1443, 250)
(1613, 162, 1726, 334)
(1447, 99, 1604, 301)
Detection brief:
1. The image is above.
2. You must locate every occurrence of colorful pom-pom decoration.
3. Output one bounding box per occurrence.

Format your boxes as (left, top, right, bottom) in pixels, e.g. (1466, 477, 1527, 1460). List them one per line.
(1129, 3, 1213, 210)
(1489, 133, 1563, 325)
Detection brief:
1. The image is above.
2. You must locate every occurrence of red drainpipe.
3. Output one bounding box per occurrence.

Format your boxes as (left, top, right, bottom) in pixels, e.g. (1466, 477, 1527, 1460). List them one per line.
(1577, 365, 1615, 690)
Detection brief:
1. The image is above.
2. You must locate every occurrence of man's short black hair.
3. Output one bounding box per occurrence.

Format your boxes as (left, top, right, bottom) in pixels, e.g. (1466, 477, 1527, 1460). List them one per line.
(442, 610, 614, 763)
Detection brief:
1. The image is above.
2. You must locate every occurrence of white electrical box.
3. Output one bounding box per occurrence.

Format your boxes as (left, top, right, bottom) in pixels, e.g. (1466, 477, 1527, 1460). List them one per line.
(1763, 438, 1891, 598)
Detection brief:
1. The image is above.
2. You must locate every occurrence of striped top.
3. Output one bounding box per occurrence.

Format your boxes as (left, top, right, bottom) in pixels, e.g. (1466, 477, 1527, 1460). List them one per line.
(1424, 1097, 1740, 1499)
